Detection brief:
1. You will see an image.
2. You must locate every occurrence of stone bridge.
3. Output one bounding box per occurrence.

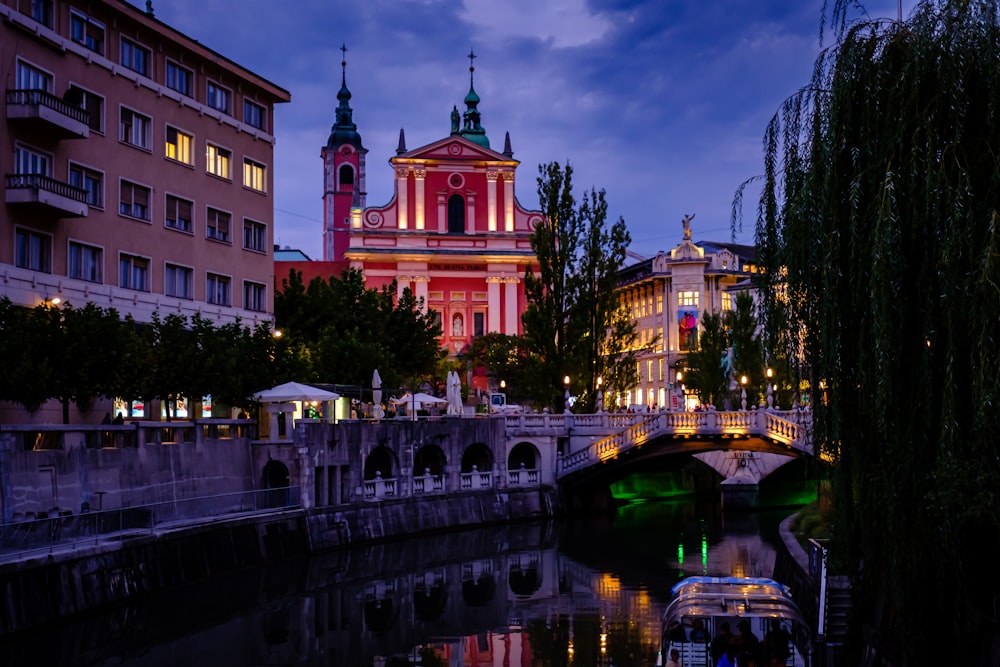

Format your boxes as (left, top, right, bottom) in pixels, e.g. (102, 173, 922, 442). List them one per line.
(504, 408, 814, 507)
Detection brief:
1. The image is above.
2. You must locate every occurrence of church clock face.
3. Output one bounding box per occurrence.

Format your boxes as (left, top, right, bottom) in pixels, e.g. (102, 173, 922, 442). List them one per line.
(339, 145, 352, 157)
(448, 173, 464, 189)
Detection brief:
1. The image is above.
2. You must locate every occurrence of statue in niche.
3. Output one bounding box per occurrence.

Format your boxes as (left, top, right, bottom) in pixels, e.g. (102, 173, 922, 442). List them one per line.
(452, 314, 463, 337)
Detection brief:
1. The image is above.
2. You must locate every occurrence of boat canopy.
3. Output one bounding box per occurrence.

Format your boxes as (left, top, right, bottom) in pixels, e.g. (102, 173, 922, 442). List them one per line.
(665, 576, 807, 625)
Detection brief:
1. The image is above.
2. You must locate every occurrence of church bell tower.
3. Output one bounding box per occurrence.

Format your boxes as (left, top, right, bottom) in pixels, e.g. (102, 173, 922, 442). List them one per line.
(321, 45, 367, 261)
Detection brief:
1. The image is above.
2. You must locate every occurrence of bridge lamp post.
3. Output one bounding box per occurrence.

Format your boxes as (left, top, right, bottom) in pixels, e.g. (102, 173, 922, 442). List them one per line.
(740, 375, 749, 410)
(766, 367, 774, 410)
(675, 371, 684, 411)
(564, 375, 571, 414)
(596, 376, 604, 413)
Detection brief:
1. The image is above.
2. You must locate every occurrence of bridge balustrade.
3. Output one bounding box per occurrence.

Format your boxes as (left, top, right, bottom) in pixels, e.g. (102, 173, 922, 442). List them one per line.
(508, 467, 540, 487)
(363, 475, 397, 500)
(412, 473, 445, 495)
(460, 470, 493, 490)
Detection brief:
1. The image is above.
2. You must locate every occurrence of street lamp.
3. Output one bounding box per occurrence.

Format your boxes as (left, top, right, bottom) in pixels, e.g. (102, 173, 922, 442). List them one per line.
(740, 374, 748, 411)
(766, 367, 774, 410)
(564, 375, 571, 414)
(596, 376, 604, 413)
(499, 379, 506, 391)
(675, 370, 684, 412)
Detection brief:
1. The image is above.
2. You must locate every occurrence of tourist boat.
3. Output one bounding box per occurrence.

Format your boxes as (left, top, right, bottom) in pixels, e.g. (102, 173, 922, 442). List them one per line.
(658, 576, 812, 666)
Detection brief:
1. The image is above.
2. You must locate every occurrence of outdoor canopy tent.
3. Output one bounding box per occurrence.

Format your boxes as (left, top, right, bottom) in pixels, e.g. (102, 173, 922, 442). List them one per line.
(390, 392, 448, 409)
(253, 381, 340, 403)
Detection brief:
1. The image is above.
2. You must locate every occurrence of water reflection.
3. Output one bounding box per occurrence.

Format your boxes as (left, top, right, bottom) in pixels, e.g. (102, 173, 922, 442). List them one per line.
(0, 499, 799, 666)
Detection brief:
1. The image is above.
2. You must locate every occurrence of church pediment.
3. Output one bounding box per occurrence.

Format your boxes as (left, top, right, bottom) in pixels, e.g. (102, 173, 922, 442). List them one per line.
(397, 136, 512, 163)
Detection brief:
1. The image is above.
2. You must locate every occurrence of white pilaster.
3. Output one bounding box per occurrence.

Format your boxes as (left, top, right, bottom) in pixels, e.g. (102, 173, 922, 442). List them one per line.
(486, 169, 498, 231)
(503, 171, 515, 232)
(487, 277, 502, 333)
(504, 278, 519, 334)
(414, 166, 426, 230)
(395, 166, 408, 229)
(414, 275, 429, 313)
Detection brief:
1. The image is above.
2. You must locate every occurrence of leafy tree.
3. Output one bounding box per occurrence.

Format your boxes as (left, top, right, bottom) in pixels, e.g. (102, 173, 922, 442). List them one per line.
(522, 162, 637, 411)
(738, 1, 1000, 662)
(681, 310, 729, 407)
(275, 268, 443, 393)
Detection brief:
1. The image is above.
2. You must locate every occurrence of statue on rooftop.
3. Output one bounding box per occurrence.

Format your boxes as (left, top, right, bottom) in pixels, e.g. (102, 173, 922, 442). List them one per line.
(682, 213, 695, 240)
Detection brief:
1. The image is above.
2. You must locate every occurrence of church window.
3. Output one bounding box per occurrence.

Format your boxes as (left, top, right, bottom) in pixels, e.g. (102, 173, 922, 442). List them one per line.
(338, 164, 354, 191)
(447, 194, 465, 233)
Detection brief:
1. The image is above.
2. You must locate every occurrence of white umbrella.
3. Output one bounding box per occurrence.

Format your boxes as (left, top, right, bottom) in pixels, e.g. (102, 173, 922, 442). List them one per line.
(253, 381, 339, 403)
(372, 369, 384, 419)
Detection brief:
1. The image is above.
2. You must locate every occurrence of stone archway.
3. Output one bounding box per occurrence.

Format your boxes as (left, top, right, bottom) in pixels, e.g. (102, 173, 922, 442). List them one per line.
(414, 443, 446, 476)
(461, 442, 493, 472)
(508, 441, 539, 470)
(363, 445, 397, 480)
(261, 460, 290, 508)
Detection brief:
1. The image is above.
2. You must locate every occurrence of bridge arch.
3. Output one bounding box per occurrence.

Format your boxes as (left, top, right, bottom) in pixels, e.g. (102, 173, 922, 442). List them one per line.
(508, 441, 540, 470)
(413, 581, 448, 622)
(462, 571, 496, 607)
(461, 442, 493, 472)
(363, 445, 398, 480)
(414, 443, 446, 476)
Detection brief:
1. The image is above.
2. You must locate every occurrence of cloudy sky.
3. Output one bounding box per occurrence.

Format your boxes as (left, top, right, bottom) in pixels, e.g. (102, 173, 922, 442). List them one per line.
(130, 0, 916, 261)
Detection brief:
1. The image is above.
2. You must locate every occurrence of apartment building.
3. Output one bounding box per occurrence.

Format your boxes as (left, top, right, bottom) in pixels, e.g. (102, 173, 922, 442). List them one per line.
(1, 0, 290, 325)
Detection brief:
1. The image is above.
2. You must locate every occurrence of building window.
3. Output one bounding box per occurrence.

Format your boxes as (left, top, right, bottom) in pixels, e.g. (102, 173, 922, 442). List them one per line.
(206, 81, 230, 114)
(119, 254, 149, 291)
(656, 293, 663, 315)
(447, 194, 465, 233)
(242, 219, 266, 252)
(243, 99, 265, 130)
(206, 143, 231, 179)
(243, 281, 266, 312)
(68, 241, 102, 283)
(473, 312, 485, 337)
(206, 273, 231, 306)
(14, 144, 50, 176)
(119, 180, 151, 220)
(29, 0, 53, 27)
(678, 290, 699, 308)
(69, 163, 103, 208)
(68, 85, 104, 133)
(206, 207, 231, 243)
(15, 60, 51, 91)
(120, 37, 150, 77)
(165, 60, 193, 96)
(120, 107, 151, 150)
(242, 158, 266, 192)
(165, 195, 193, 233)
(165, 263, 193, 299)
(722, 292, 733, 311)
(70, 11, 104, 54)
(165, 126, 193, 165)
(14, 228, 51, 273)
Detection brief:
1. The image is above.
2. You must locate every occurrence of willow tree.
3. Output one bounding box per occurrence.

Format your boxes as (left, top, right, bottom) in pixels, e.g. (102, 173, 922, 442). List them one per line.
(738, 1, 1000, 663)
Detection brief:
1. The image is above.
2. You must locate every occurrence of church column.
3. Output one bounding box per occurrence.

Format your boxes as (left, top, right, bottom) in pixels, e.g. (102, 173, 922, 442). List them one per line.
(396, 167, 409, 229)
(414, 166, 426, 230)
(465, 193, 476, 234)
(502, 171, 515, 231)
(486, 169, 498, 231)
(486, 276, 502, 333)
(397, 275, 412, 302)
(503, 277, 519, 334)
(413, 275, 430, 314)
(436, 193, 447, 233)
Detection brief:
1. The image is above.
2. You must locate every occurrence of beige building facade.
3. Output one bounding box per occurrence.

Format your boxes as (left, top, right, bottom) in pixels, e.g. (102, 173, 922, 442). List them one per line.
(1, 0, 290, 325)
(613, 224, 757, 411)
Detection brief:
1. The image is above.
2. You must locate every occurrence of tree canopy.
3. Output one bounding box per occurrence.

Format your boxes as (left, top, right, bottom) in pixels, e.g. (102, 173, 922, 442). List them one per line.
(740, 1, 1000, 662)
(520, 162, 638, 411)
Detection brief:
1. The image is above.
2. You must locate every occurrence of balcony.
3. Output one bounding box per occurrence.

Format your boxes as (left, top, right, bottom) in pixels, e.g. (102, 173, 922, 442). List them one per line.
(5, 174, 89, 218)
(6, 89, 90, 139)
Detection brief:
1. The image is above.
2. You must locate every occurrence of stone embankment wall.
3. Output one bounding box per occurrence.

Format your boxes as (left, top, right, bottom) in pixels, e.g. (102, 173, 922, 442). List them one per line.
(0, 487, 559, 637)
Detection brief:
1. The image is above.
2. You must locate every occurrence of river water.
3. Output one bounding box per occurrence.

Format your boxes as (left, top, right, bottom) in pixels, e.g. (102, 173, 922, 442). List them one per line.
(1, 497, 807, 667)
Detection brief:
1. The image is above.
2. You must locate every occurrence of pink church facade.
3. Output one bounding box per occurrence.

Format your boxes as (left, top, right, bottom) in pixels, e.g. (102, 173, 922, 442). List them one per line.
(279, 53, 541, 359)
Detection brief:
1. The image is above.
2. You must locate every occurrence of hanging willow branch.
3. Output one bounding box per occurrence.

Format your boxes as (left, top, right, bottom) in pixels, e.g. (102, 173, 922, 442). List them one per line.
(738, 1, 1000, 664)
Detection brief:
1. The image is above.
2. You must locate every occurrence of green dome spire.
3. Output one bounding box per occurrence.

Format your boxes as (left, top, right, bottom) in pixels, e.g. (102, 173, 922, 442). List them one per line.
(326, 44, 364, 150)
(458, 48, 489, 148)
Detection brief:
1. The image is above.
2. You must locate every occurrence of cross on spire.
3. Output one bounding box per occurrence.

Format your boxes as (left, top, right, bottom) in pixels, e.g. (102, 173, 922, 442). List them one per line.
(468, 48, 476, 74)
(340, 43, 348, 68)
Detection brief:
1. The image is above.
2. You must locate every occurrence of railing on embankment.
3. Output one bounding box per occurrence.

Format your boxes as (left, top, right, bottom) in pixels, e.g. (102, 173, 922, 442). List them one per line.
(0, 487, 300, 561)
